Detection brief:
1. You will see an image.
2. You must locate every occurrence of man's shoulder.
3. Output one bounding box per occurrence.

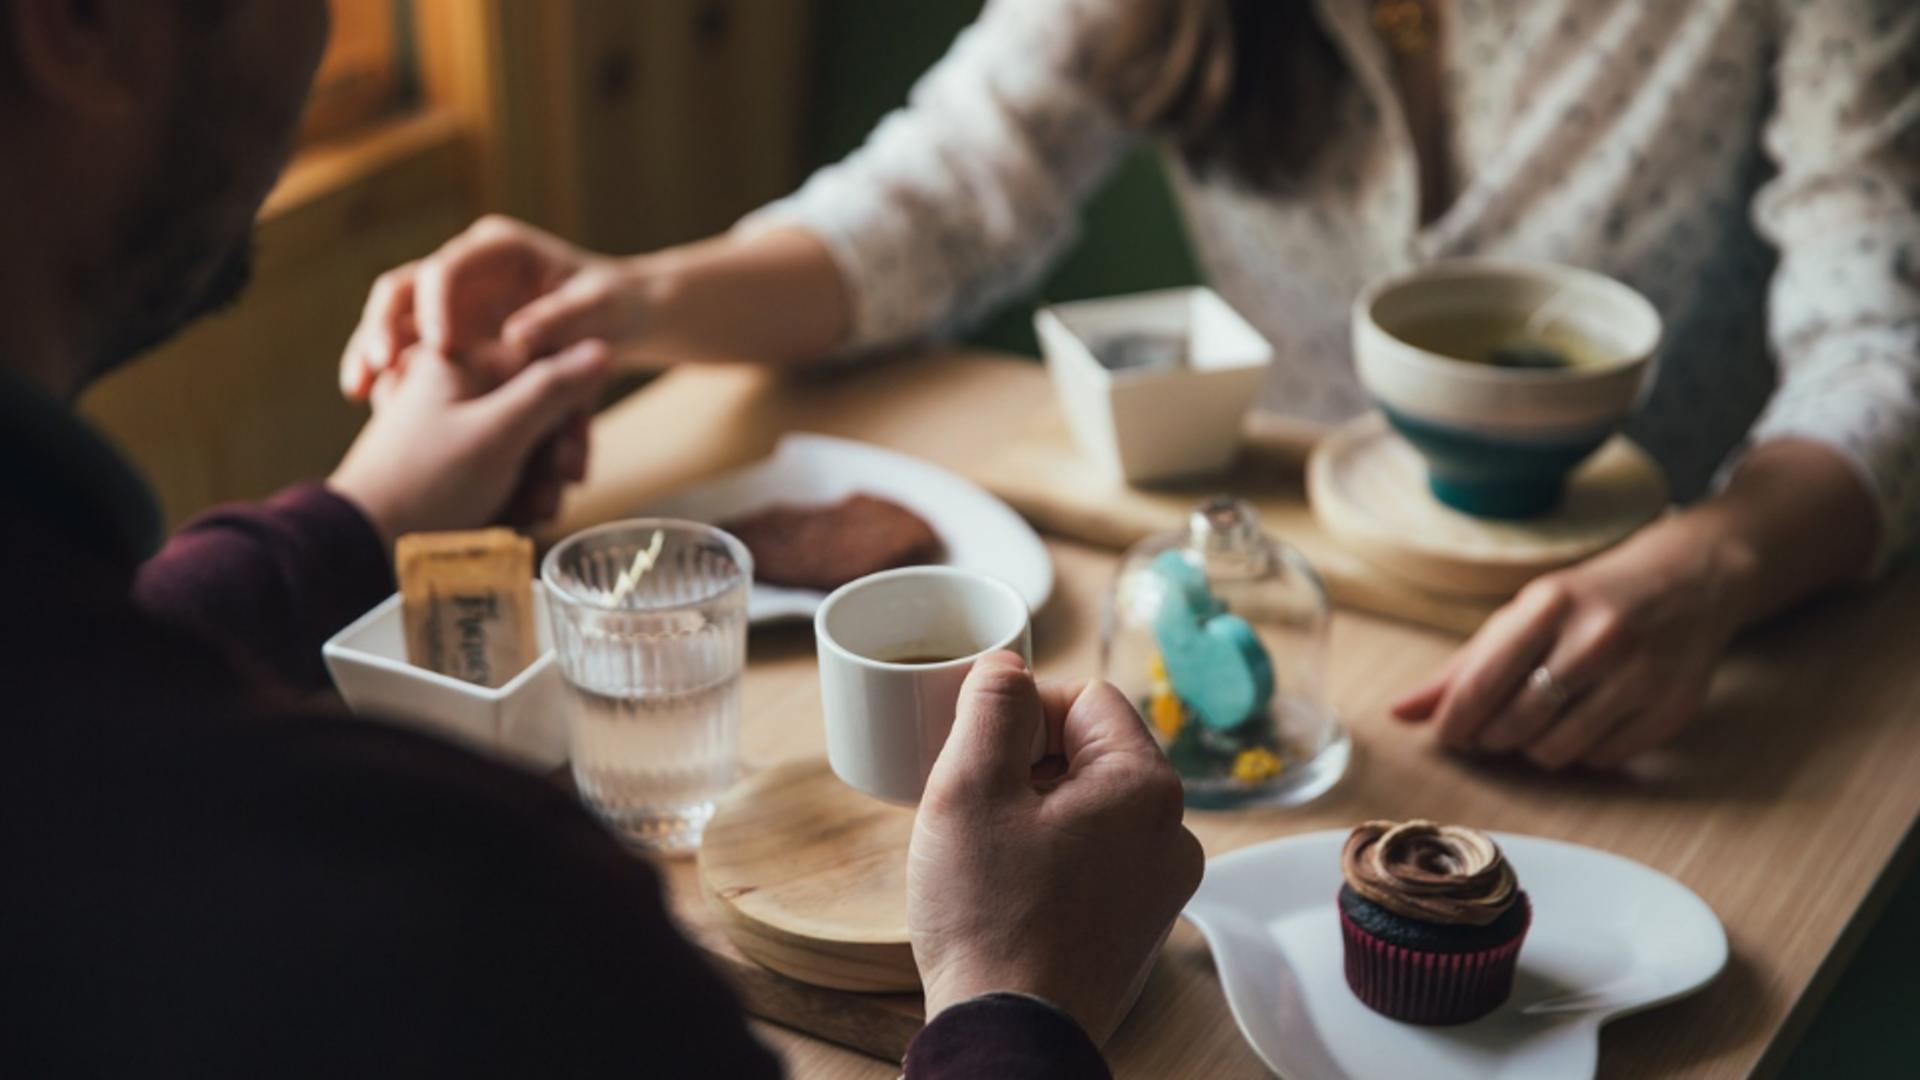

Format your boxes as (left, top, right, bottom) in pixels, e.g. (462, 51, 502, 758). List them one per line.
(7, 617, 648, 898)
(4, 682, 770, 1075)
(23, 686, 630, 872)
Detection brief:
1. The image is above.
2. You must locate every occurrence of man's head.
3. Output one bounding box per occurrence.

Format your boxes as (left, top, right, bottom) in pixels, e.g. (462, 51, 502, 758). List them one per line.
(0, 0, 329, 394)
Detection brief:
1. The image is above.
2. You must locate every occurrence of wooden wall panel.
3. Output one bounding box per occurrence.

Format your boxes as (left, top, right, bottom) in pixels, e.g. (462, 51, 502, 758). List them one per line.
(568, 0, 814, 251)
(414, 0, 568, 228)
(443, 0, 816, 250)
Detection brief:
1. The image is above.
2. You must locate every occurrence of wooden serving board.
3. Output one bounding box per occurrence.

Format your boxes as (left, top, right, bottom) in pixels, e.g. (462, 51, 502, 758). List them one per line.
(966, 406, 1501, 636)
(1307, 414, 1670, 599)
(689, 759, 930, 1064)
(664, 863, 926, 1064)
(699, 759, 919, 993)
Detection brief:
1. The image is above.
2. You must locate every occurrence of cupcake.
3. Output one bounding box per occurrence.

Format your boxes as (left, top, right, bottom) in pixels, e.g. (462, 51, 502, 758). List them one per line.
(1338, 820, 1531, 1025)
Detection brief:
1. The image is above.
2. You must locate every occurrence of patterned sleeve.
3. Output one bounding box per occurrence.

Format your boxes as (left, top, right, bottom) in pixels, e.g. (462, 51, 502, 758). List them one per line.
(1750, 0, 1920, 570)
(735, 0, 1136, 351)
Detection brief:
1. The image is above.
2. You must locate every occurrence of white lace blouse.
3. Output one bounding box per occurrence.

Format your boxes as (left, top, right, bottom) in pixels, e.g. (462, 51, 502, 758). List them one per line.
(742, 0, 1920, 565)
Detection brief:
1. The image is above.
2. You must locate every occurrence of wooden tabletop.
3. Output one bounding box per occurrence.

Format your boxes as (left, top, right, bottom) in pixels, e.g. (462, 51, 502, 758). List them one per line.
(560, 351, 1920, 1079)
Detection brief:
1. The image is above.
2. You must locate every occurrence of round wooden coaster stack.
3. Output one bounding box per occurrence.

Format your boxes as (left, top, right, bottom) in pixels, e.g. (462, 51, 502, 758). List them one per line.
(1307, 413, 1669, 600)
(698, 758, 920, 992)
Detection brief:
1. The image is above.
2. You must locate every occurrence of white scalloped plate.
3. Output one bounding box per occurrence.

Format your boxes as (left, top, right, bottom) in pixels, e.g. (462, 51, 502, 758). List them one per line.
(1183, 830, 1726, 1079)
(640, 434, 1053, 624)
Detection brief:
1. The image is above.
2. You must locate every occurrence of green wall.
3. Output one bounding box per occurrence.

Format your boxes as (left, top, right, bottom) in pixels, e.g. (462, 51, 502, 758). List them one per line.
(804, 0, 1199, 356)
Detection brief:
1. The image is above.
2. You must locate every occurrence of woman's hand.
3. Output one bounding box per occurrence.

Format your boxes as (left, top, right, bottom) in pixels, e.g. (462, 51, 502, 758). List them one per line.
(339, 216, 655, 401)
(1393, 440, 1879, 771)
(328, 341, 611, 546)
(1391, 512, 1758, 771)
(340, 218, 852, 403)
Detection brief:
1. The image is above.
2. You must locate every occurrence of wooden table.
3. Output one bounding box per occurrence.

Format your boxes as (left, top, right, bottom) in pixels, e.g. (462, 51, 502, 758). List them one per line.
(556, 351, 1920, 1078)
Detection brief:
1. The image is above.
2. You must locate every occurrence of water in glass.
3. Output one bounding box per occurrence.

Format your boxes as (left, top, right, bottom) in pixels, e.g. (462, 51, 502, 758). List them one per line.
(543, 520, 751, 853)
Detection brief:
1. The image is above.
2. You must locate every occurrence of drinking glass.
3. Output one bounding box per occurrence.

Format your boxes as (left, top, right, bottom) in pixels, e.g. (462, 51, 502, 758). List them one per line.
(542, 519, 751, 853)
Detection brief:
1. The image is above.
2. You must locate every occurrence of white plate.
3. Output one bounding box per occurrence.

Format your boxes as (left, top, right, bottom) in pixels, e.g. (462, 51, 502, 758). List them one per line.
(640, 434, 1054, 624)
(1183, 830, 1727, 1079)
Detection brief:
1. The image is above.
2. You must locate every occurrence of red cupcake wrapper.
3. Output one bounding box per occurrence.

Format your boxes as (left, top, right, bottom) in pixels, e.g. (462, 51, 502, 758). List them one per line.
(1339, 892, 1531, 1026)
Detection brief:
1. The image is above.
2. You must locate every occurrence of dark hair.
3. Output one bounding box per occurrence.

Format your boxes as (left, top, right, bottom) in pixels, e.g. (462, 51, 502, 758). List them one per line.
(1094, 0, 1346, 190)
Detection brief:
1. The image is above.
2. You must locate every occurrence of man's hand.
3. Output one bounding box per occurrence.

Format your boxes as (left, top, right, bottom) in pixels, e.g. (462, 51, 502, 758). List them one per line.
(328, 341, 610, 546)
(908, 652, 1205, 1046)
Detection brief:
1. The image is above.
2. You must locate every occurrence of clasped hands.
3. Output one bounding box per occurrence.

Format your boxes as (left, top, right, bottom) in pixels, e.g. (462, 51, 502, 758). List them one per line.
(327, 216, 646, 543)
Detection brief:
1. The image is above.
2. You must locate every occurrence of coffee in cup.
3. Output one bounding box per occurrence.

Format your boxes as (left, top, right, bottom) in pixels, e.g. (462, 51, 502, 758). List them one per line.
(814, 567, 1034, 804)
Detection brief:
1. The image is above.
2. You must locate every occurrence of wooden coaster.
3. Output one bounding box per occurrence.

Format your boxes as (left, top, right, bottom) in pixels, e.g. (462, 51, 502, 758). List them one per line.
(698, 758, 920, 992)
(1307, 414, 1669, 600)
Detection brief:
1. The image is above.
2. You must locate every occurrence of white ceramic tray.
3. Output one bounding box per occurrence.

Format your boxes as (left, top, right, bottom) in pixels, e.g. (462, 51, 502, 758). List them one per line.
(1183, 830, 1727, 1079)
(641, 434, 1054, 624)
(322, 583, 566, 769)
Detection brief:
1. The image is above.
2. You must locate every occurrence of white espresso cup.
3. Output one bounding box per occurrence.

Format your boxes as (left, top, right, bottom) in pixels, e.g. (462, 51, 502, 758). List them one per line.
(815, 567, 1035, 804)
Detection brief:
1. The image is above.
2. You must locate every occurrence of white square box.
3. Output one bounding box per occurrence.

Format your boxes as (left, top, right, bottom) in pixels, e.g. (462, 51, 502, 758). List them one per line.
(322, 583, 567, 770)
(1036, 287, 1272, 484)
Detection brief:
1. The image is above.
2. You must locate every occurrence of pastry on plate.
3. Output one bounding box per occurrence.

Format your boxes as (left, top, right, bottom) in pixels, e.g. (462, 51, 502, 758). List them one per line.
(1338, 819, 1531, 1025)
(720, 494, 942, 592)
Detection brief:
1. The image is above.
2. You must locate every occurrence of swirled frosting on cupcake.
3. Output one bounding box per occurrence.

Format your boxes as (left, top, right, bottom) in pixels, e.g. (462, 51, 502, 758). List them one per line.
(1341, 820, 1518, 927)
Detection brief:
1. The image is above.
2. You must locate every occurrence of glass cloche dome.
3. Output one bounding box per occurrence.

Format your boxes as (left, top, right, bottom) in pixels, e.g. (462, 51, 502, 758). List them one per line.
(1102, 497, 1347, 808)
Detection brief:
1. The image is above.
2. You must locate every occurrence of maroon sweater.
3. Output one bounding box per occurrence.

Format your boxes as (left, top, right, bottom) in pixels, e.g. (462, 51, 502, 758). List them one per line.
(1, 393, 1107, 1078)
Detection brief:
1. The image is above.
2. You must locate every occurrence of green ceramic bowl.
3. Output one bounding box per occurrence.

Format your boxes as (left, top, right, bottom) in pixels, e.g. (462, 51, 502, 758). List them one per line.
(1353, 260, 1662, 519)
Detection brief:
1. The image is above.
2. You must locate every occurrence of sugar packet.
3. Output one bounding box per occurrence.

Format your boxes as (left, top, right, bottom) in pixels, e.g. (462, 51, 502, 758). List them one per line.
(395, 528, 537, 689)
